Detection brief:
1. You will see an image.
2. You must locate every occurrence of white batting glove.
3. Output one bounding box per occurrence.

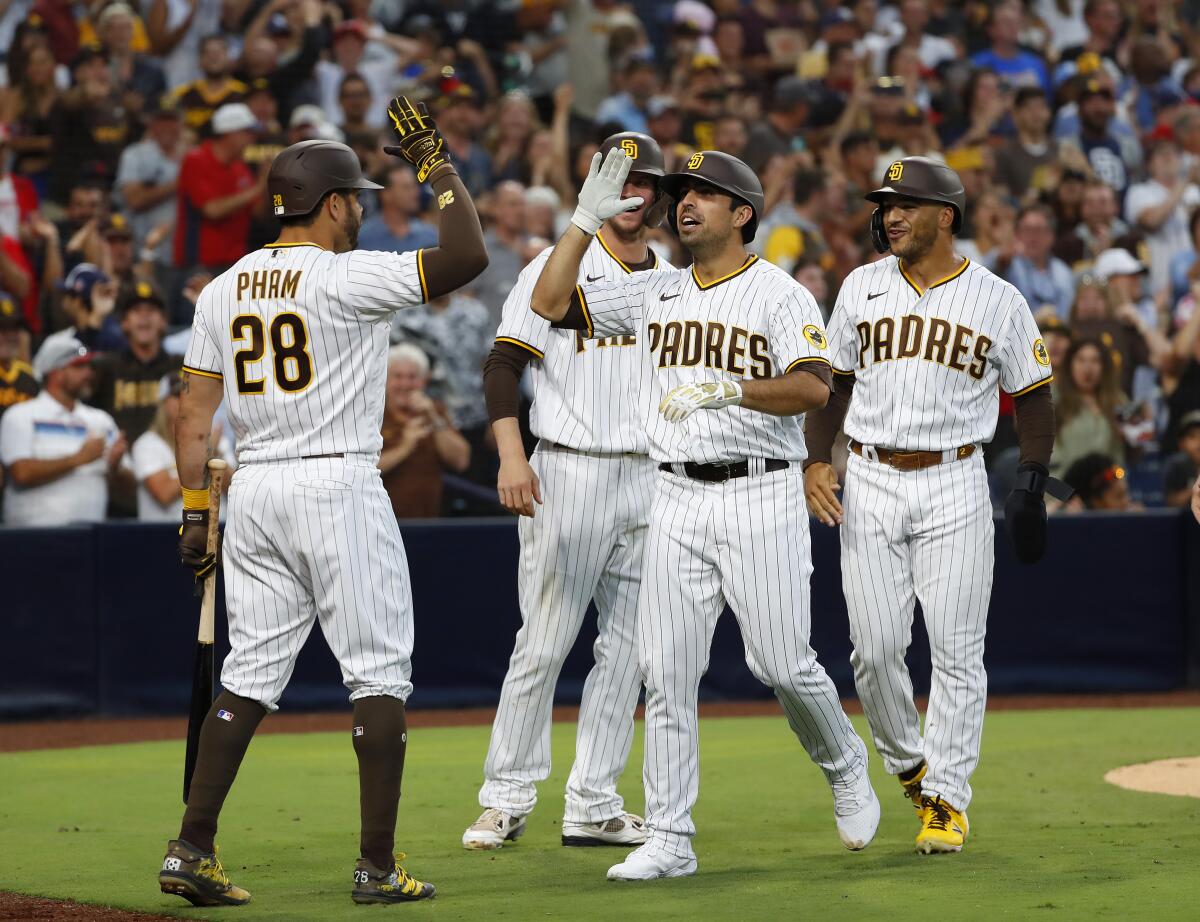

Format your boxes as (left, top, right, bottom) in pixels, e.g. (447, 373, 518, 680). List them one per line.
(659, 380, 743, 422)
(570, 148, 644, 236)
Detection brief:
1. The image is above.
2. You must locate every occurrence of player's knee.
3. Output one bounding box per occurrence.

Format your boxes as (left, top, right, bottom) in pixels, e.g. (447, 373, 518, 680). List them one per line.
(850, 633, 907, 672)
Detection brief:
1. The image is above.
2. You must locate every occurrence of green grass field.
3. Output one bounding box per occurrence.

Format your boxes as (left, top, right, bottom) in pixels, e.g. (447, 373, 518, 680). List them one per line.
(2, 709, 1198, 920)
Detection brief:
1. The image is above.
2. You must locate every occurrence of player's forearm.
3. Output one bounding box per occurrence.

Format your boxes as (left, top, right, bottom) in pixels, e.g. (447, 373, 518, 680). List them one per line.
(531, 226, 592, 321)
(8, 455, 83, 488)
(491, 416, 527, 464)
(803, 372, 854, 466)
(175, 374, 223, 488)
(740, 369, 831, 417)
(421, 173, 489, 299)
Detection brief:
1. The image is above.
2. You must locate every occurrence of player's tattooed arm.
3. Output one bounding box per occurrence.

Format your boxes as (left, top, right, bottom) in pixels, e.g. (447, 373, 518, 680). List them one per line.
(175, 371, 224, 491)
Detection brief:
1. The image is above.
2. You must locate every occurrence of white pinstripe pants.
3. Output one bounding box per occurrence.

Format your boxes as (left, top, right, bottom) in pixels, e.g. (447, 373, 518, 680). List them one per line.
(840, 450, 993, 811)
(220, 458, 415, 711)
(639, 467, 868, 858)
(479, 446, 654, 823)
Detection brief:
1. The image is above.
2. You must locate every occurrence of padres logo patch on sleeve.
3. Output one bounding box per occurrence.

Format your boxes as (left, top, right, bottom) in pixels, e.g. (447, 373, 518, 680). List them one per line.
(1033, 338, 1050, 366)
(803, 324, 828, 349)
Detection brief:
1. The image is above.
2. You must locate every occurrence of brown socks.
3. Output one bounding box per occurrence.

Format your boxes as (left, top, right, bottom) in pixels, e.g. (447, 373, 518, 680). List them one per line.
(352, 695, 409, 871)
(179, 691, 267, 852)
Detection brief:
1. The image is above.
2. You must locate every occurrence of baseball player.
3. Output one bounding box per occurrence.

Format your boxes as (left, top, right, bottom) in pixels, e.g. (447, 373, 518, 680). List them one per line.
(157, 97, 488, 907)
(531, 148, 879, 881)
(462, 133, 670, 851)
(804, 156, 1059, 854)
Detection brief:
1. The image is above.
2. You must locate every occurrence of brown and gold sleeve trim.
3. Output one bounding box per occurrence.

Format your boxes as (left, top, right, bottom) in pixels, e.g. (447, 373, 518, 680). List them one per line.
(1009, 374, 1054, 397)
(494, 337, 545, 360)
(182, 365, 223, 380)
(416, 248, 429, 302)
(785, 355, 832, 374)
(832, 366, 857, 376)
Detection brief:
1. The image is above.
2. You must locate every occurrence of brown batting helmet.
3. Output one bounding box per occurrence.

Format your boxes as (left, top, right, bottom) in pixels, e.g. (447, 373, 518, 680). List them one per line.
(659, 151, 765, 243)
(599, 131, 667, 226)
(866, 156, 965, 252)
(268, 140, 383, 218)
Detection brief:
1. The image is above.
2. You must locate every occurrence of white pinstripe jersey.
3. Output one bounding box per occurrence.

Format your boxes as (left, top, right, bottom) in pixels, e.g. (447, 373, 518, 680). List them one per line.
(576, 254, 831, 464)
(183, 242, 428, 464)
(826, 256, 1053, 451)
(495, 233, 673, 454)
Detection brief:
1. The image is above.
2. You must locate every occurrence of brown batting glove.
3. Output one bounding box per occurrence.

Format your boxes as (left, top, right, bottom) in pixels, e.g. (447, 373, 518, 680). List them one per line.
(384, 96, 454, 183)
(179, 508, 218, 592)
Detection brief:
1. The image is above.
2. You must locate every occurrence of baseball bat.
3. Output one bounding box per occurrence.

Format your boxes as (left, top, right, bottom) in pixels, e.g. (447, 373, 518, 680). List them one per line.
(183, 458, 228, 805)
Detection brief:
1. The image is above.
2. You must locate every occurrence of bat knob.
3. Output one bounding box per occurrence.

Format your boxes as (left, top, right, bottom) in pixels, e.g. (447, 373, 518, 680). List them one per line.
(208, 458, 229, 472)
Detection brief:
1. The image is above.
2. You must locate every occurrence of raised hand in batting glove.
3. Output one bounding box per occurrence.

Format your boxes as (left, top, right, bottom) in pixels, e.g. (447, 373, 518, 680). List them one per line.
(659, 380, 743, 423)
(385, 96, 453, 183)
(179, 508, 217, 590)
(571, 147, 644, 235)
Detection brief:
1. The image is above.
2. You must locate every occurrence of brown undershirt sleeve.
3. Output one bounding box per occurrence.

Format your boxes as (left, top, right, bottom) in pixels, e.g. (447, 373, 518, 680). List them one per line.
(483, 341, 534, 423)
(1013, 382, 1055, 468)
(802, 371, 856, 469)
(417, 171, 489, 300)
(548, 287, 591, 333)
(786, 359, 832, 390)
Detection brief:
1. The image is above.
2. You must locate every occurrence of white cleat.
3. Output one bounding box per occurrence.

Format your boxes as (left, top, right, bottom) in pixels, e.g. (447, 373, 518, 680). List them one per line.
(834, 774, 882, 851)
(606, 843, 697, 881)
(562, 813, 648, 847)
(462, 808, 527, 850)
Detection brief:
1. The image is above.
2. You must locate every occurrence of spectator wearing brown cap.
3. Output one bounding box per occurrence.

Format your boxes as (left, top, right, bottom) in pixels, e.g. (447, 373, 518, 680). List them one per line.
(0, 334, 128, 526)
(47, 45, 134, 204)
(98, 214, 139, 301)
(0, 293, 37, 422)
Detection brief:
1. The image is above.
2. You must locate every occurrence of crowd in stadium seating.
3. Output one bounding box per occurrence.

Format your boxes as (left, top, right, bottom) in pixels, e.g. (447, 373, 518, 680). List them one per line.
(2, 0, 1200, 524)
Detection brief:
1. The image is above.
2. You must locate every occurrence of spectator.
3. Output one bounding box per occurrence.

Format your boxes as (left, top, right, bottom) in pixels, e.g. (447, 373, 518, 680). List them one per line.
(88, 282, 181, 445)
(1123, 36, 1184, 134)
(793, 257, 830, 320)
(336, 74, 375, 144)
(1059, 0, 1124, 72)
(47, 46, 132, 204)
(998, 204, 1077, 320)
(436, 86, 493, 197)
(234, 0, 326, 123)
(959, 190, 1016, 269)
(357, 164, 437, 254)
(52, 263, 121, 352)
(164, 34, 247, 135)
(115, 97, 184, 277)
(98, 2, 166, 118)
(0, 335, 128, 527)
(1062, 78, 1142, 198)
(129, 370, 185, 522)
(0, 294, 37, 420)
(595, 57, 660, 134)
(744, 76, 810, 174)
(1169, 207, 1200, 305)
(757, 167, 831, 277)
(316, 19, 409, 130)
(1162, 289, 1200, 454)
(885, 0, 958, 74)
(807, 41, 857, 130)
(522, 185, 561, 241)
(378, 344, 470, 520)
(0, 43, 58, 199)
(98, 214, 140, 300)
(1040, 315, 1074, 378)
(645, 95, 689, 173)
(1094, 247, 1157, 331)
(1052, 337, 1128, 476)
(144, 0, 226, 90)
(1056, 180, 1130, 268)
(174, 102, 266, 302)
(1062, 452, 1135, 510)
(970, 1, 1052, 94)
(1125, 139, 1200, 298)
(55, 183, 107, 271)
(472, 180, 528, 331)
(993, 86, 1057, 205)
(1163, 410, 1200, 508)
(486, 92, 541, 186)
(711, 113, 748, 159)
(1068, 274, 1170, 397)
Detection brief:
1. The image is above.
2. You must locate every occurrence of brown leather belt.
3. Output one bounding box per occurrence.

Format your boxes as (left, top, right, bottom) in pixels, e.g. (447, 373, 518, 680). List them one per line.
(849, 439, 974, 472)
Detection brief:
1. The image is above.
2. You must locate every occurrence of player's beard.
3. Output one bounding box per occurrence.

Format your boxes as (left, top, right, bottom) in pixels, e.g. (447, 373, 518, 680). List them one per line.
(343, 207, 361, 251)
(891, 215, 938, 262)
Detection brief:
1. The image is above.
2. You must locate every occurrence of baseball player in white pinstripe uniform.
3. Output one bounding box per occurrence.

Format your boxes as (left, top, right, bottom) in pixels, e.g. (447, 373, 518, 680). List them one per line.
(158, 99, 488, 907)
(804, 156, 1058, 855)
(532, 148, 879, 882)
(461, 133, 671, 851)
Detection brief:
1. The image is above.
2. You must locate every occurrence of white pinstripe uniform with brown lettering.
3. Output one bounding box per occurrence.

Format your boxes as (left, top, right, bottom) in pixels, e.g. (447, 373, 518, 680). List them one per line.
(182, 241, 437, 710)
(823, 254, 1053, 812)
(477, 234, 672, 823)
(575, 254, 870, 860)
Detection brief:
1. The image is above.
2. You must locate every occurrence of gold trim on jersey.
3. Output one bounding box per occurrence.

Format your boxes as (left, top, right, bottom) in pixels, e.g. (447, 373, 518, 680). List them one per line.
(898, 257, 970, 297)
(182, 365, 223, 380)
(495, 337, 545, 360)
(1009, 374, 1054, 397)
(262, 241, 326, 250)
(832, 367, 856, 376)
(575, 285, 594, 338)
(595, 232, 657, 274)
(785, 356, 832, 374)
(417, 248, 429, 302)
(692, 254, 757, 291)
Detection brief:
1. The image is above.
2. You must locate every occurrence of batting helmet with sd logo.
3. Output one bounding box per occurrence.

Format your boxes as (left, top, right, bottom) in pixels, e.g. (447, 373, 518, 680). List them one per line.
(598, 131, 668, 226)
(268, 140, 383, 219)
(866, 156, 966, 253)
(658, 150, 765, 243)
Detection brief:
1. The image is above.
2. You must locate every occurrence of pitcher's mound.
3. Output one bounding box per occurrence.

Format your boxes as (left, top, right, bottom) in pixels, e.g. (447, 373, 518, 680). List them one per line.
(1105, 757, 1200, 798)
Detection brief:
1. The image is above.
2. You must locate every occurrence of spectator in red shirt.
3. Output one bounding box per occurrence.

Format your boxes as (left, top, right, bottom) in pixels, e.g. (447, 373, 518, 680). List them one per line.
(174, 103, 266, 290)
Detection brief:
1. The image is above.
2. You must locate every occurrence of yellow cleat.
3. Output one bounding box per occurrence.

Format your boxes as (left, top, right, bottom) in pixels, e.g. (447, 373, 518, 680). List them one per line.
(898, 760, 927, 814)
(159, 839, 251, 907)
(916, 795, 968, 854)
(352, 853, 435, 903)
